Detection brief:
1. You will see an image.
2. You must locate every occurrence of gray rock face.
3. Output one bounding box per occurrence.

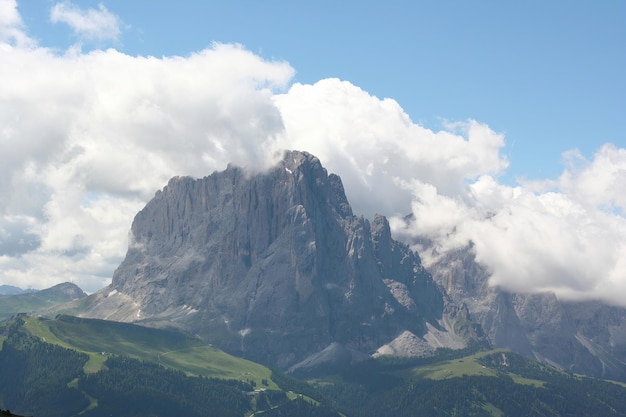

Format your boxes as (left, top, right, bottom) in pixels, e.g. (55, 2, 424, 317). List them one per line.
(430, 245, 626, 380)
(81, 151, 444, 367)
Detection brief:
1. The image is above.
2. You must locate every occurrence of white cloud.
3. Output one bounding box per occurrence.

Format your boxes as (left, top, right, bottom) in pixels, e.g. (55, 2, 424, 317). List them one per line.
(271, 79, 508, 218)
(1, 2, 625, 307)
(391, 149, 626, 306)
(1, 25, 293, 291)
(0, 0, 33, 47)
(50, 1, 122, 41)
(271, 79, 626, 306)
(559, 144, 626, 215)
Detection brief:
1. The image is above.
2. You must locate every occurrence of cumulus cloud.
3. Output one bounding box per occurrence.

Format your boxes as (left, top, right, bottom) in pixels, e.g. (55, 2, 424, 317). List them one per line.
(0, 0, 33, 47)
(1, 13, 293, 291)
(1, 2, 625, 306)
(271, 80, 508, 217)
(50, 1, 122, 41)
(390, 149, 626, 306)
(270, 80, 626, 305)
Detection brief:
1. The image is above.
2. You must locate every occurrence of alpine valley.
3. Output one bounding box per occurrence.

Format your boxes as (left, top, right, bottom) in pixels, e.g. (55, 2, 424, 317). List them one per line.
(1, 150, 625, 416)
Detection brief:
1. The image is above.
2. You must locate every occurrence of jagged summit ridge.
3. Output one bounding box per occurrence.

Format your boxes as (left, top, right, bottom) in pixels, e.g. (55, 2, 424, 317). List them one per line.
(80, 150, 446, 367)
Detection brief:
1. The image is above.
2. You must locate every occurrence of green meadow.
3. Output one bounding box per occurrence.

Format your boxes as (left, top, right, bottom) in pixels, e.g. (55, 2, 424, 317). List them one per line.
(21, 315, 277, 389)
(395, 349, 545, 387)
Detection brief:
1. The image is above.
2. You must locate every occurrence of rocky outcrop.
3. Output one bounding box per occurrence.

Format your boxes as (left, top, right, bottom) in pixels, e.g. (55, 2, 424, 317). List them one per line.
(80, 151, 446, 368)
(44, 282, 87, 300)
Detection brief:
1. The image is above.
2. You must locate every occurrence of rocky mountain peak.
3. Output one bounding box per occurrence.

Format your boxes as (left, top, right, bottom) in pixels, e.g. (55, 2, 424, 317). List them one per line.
(80, 150, 446, 368)
(71, 149, 626, 380)
(44, 282, 88, 299)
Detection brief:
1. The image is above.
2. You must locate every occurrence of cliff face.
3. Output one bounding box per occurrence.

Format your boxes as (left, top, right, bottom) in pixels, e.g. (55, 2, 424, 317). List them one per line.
(81, 151, 444, 367)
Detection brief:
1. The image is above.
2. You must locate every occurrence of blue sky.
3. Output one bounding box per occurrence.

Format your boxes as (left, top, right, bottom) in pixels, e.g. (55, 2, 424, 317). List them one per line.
(17, 0, 626, 181)
(1, 0, 626, 302)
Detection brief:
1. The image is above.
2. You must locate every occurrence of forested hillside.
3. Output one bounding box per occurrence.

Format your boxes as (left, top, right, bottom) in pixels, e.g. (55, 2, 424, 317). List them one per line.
(0, 316, 340, 417)
(274, 349, 626, 417)
(1, 315, 626, 416)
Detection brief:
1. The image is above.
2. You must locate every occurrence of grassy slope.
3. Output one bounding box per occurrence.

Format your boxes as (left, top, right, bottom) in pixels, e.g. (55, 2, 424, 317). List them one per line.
(22, 315, 108, 373)
(395, 349, 545, 387)
(21, 315, 277, 389)
(306, 350, 593, 417)
(394, 350, 540, 417)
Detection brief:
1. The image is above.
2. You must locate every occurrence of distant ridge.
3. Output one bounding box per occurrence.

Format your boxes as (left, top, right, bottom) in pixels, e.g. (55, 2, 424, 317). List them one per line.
(0, 282, 86, 320)
(0, 285, 36, 296)
(428, 244, 626, 381)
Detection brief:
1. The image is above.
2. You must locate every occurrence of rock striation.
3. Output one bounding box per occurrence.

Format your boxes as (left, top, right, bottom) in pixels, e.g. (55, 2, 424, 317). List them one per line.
(80, 151, 446, 367)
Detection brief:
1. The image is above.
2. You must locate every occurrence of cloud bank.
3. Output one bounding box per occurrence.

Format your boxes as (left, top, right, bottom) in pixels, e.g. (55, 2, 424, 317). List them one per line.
(1, 1, 625, 306)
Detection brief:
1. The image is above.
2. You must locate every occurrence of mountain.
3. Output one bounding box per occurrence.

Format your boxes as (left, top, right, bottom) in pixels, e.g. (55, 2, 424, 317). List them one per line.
(73, 149, 626, 381)
(78, 151, 450, 368)
(0, 285, 36, 296)
(0, 282, 86, 320)
(429, 245, 626, 381)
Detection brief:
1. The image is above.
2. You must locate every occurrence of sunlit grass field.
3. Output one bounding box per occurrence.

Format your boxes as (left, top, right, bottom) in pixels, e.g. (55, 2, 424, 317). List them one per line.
(21, 315, 277, 389)
(395, 349, 545, 387)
